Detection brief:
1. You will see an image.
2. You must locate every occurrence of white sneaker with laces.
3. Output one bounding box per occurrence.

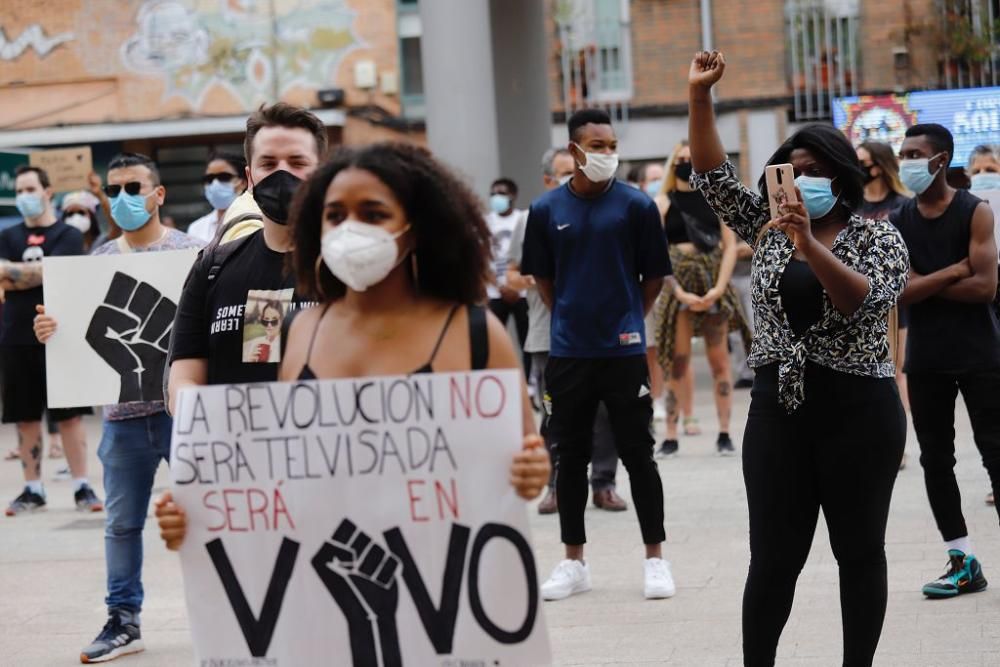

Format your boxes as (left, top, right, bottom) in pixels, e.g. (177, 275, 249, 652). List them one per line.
(541, 559, 592, 601)
(653, 400, 666, 422)
(644, 558, 676, 599)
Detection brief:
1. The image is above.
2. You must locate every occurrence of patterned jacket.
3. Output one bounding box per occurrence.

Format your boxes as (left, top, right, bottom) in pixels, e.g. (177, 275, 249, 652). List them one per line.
(692, 160, 910, 411)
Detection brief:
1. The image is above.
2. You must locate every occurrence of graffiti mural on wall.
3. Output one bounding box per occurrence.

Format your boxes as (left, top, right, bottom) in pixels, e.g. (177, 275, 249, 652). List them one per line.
(115, 0, 359, 108)
(0, 24, 75, 60)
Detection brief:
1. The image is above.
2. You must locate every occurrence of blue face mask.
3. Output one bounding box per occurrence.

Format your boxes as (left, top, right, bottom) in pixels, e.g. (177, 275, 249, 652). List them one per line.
(970, 172, 1000, 192)
(205, 179, 238, 210)
(644, 179, 663, 198)
(489, 193, 511, 214)
(110, 191, 154, 231)
(899, 154, 942, 195)
(794, 175, 839, 219)
(15, 193, 45, 220)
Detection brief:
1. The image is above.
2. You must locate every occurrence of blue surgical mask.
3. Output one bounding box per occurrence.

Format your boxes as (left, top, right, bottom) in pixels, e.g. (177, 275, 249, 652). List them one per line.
(489, 193, 511, 214)
(15, 193, 45, 220)
(899, 155, 942, 195)
(644, 179, 663, 198)
(558, 175, 571, 186)
(204, 179, 238, 210)
(970, 172, 1000, 192)
(794, 175, 839, 219)
(110, 191, 154, 231)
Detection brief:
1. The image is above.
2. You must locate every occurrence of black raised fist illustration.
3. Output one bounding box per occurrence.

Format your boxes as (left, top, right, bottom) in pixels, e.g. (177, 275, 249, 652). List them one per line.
(312, 519, 403, 667)
(86, 271, 176, 403)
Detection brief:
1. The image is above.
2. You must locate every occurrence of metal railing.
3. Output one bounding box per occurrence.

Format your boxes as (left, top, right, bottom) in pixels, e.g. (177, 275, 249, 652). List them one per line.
(938, 0, 1000, 89)
(786, 0, 859, 120)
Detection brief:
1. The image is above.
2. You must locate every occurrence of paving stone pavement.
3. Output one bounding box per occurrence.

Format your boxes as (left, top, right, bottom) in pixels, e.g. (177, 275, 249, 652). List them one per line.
(1, 354, 998, 666)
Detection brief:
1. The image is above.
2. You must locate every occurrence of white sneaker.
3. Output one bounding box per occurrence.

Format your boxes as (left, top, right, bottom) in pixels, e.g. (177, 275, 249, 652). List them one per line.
(541, 559, 592, 601)
(653, 400, 666, 422)
(644, 558, 676, 599)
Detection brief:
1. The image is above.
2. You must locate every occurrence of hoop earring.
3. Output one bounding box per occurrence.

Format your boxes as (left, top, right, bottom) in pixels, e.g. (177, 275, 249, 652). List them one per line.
(314, 255, 329, 301)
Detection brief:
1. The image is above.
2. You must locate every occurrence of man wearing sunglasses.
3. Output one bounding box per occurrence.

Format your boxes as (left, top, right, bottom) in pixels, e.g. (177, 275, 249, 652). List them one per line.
(187, 152, 249, 243)
(34, 152, 205, 663)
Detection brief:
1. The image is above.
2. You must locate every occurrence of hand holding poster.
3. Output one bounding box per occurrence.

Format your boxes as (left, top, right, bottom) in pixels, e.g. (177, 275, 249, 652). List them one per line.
(170, 370, 551, 666)
(42, 249, 198, 407)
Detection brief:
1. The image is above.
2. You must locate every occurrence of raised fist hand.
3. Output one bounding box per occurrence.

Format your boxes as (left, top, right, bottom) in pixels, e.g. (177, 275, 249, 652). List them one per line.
(85, 271, 176, 403)
(312, 519, 402, 667)
(689, 50, 726, 89)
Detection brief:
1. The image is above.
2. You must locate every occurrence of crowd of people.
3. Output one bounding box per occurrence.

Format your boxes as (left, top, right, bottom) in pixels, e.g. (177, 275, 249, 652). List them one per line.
(0, 48, 998, 666)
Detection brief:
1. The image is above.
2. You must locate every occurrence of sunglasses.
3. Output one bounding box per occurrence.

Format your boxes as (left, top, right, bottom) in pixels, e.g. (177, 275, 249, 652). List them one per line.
(262, 318, 280, 327)
(203, 173, 239, 185)
(103, 182, 146, 197)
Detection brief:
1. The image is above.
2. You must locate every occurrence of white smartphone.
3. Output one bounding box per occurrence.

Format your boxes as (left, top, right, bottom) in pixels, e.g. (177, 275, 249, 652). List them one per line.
(765, 163, 798, 221)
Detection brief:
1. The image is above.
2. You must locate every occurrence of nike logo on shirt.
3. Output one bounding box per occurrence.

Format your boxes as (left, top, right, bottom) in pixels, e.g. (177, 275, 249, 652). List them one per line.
(557, 224, 570, 231)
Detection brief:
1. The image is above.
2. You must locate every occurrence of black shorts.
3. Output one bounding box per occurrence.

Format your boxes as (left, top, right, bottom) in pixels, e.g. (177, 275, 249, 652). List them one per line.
(0, 346, 92, 424)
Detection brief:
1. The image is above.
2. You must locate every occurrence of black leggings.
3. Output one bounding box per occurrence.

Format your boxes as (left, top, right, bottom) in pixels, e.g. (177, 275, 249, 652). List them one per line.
(742, 363, 905, 667)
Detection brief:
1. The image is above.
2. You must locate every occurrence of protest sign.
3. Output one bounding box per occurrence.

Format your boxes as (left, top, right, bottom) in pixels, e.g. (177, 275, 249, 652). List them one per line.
(29, 146, 92, 192)
(170, 370, 551, 667)
(42, 249, 198, 407)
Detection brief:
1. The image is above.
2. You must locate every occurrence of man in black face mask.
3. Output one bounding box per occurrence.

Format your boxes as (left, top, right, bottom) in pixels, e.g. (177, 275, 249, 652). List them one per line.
(167, 103, 325, 405)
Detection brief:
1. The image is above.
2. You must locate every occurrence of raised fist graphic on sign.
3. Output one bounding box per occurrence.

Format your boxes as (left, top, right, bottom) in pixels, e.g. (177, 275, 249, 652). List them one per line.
(312, 519, 403, 667)
(85, 271, 176, 403)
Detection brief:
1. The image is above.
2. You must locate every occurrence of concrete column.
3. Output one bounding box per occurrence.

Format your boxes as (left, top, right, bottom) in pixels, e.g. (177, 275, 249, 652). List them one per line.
(419, 0, 552, 204)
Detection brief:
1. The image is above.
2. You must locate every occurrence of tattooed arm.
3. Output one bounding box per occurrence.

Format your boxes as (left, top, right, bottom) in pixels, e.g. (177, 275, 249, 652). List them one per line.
(0, 261, 43, 291)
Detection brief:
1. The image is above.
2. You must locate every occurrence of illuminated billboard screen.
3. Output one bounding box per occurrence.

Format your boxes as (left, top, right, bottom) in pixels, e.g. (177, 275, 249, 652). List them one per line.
(834, 87, 1000, 167)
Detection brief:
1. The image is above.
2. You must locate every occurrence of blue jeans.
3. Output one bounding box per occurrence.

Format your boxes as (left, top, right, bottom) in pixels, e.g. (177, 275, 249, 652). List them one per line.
(97, 411, 173, 615)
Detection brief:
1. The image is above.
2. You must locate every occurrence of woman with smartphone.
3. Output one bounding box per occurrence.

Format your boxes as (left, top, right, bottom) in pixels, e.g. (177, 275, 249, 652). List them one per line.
(650, 141, 751, 458)
(688, 51, 909, 666)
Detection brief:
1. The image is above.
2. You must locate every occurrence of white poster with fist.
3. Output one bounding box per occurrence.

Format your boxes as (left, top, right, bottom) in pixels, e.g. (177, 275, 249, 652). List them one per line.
(42, 249, 198, 407)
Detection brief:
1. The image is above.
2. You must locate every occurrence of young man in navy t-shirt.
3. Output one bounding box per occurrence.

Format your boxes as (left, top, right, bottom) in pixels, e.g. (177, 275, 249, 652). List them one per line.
(522, 108, 675, 601)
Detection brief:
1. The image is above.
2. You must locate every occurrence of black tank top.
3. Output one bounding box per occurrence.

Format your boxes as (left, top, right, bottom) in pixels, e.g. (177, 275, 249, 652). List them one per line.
(780, 259, 825, 337)
(664, 190, 721, 246)
(293, 303, 489, 380)
(893, 189, 1000, 373)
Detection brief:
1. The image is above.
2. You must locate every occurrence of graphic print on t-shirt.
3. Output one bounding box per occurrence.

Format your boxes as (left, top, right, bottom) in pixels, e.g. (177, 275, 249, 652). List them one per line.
(241, 288, 292, 364)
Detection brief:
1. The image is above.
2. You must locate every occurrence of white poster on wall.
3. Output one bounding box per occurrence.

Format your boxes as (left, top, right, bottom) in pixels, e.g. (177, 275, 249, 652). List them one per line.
(42, 249, 198, 408)
(169, 370, 551, 667)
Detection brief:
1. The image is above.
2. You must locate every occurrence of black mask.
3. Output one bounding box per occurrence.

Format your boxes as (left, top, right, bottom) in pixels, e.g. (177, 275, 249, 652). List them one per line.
(862, 166, 878, 184)
(251, 169, 302, 224)
(674, 161, 693, 181)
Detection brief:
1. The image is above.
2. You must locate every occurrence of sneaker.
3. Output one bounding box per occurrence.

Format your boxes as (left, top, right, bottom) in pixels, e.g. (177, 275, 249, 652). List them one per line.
(5, 488, 46, 516)
(717, 433, 736, 457)
(653, 401, 667, 423)
(537, 488, 558, 515)
(655, 439, 679, 458)
(53, 466, 71, 481)
(80, 610, 144, 663)
(75, 484, 104, 513)
(541, 559, 592, 601)
(922, 550, 988, 599)
(734, 378, 754, 390)
(644, 558, 676, 599)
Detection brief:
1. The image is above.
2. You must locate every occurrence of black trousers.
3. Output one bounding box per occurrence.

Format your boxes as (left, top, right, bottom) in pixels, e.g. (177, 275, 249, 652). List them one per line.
(742, 363, 905, 667)
(545, 355, 664, 546)
(908, 370, 1000, 541)
(489, 297, 530, 375)
(531, 352, 619, 491)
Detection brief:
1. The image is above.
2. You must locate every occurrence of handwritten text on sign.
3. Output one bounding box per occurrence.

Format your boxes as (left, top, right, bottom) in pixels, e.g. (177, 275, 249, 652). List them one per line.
(170, 371, 550, 667)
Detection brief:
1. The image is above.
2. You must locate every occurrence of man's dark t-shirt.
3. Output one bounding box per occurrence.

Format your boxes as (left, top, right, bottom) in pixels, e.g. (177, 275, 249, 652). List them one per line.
(891, 189, 1000, 373)
(0, 221, 83, 346)
(860, 191, 909, 222)
(521, 180, 672, 358)
(170, 230, 316, 384)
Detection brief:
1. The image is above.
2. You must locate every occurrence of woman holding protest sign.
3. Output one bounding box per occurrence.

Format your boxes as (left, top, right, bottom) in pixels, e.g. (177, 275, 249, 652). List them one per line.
(155, 143, 551, 549)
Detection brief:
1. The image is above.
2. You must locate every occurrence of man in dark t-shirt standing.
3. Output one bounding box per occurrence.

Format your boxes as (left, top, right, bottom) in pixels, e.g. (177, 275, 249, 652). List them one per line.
(522, 108, 675, 602)
(0, 165, 100, 516)
(167, 103, 324, 400)
(894, 123, 1000, 599)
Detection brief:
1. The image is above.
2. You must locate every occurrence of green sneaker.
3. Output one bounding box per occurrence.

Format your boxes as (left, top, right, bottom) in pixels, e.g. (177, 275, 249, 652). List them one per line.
(922, 550, 988, 599)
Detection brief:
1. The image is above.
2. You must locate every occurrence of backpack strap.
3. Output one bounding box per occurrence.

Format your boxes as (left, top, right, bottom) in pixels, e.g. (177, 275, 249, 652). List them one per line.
(467, 304, 489, 370)
(206, 232, 254, 282)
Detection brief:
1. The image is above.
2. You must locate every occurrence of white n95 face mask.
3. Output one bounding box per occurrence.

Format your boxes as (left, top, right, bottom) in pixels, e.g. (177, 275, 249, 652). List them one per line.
(573, 144, 619, 182)
(321, 220, 411, 292)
